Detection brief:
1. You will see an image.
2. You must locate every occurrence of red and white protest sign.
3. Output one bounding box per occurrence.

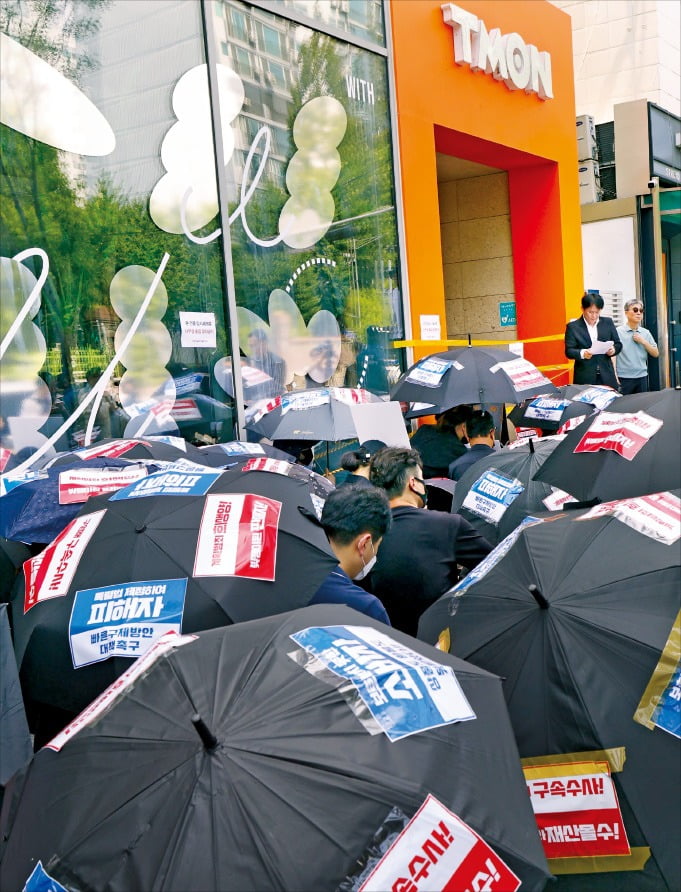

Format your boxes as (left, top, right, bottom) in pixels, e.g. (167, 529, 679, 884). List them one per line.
(359, 795, 520, 892)
(194, 493, 281, 580)
(46, 631, 198, 751)
(74, 439, 147, 460)
(573, 411, 663, 461)
(0, 446, 12, 473)
(557, 414, 588, 435)
(492, 358, 551, 392)
(58, 466, 148, 505)
(241, 457, 292, 476)
(24, 509, 107, 612)
(524, 761, 630, 859)
(579, 490, 681, 545)
(242, 365, 273, 387)
(170, 398, 203, 421)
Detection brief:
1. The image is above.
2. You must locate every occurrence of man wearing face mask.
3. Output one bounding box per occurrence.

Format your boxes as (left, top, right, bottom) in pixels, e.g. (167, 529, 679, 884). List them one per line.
(369, 447, 492, 636)
(309, 484, 392, 624)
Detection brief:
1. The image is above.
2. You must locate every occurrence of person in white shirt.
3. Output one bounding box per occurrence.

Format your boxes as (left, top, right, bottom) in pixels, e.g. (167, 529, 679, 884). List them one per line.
(564, 292, 622, 389)
(616, 300, 659, 394)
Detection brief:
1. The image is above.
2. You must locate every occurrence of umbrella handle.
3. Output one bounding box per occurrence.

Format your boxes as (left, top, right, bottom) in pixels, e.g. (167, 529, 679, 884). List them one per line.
(528, 584, 549, 609)
(191, 714, 218, 750)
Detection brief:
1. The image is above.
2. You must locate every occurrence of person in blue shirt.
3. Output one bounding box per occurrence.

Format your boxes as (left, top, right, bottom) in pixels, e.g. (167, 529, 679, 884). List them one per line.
(448, 410, 497, 480)
(616, 300, 659, 394)
(310, 484, 392, 624)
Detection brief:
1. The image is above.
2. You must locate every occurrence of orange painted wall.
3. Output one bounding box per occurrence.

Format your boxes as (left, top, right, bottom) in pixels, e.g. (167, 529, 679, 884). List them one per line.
(389, 0, 583, 377)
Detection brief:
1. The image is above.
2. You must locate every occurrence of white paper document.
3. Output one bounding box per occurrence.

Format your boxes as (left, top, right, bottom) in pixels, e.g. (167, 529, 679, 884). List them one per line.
(590, 339, 613, 355)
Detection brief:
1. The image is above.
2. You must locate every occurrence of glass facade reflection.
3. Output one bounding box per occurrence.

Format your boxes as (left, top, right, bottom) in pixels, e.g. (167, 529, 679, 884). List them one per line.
(0, 0, 403, 470)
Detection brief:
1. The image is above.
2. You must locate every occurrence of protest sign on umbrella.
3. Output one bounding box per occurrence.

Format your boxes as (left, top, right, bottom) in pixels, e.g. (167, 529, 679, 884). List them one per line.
(418, 494, 681, 890)
(10, 463, 337, 724)
(0, 605, 550, 892)
(390, 346, 558, 412)
(508, 384, 619, 434)
(533, 388, 680, 502)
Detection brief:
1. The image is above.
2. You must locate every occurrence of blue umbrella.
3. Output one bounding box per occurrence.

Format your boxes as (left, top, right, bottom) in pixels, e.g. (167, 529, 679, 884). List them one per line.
(0, 458, 158, 544)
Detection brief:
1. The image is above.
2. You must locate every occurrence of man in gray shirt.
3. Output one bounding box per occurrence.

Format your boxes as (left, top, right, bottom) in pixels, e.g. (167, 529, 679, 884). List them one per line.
(616, 300, 659, 394)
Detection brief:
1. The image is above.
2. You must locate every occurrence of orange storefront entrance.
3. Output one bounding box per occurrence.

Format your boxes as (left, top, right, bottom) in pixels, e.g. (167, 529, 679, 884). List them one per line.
(389, 0, 583, 380)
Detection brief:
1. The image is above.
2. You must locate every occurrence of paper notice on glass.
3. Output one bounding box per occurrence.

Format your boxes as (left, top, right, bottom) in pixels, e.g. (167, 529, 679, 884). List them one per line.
(180, 311, 217, 348)
(590, 340, 614, 355)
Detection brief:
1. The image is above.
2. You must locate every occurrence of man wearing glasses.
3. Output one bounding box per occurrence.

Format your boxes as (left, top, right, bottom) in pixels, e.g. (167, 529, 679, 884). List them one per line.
(616, 301, 659, 394)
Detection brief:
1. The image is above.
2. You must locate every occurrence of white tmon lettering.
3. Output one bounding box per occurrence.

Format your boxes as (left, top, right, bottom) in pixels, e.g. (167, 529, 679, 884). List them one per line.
(441, 3, 553, 100)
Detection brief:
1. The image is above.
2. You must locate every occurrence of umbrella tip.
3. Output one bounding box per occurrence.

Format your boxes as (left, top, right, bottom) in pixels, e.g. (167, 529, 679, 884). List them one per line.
(467, 334, 472, 346)
(528, 584, 549, 609)
(191, 713, 219, 750)
(528, 438, 535, 453)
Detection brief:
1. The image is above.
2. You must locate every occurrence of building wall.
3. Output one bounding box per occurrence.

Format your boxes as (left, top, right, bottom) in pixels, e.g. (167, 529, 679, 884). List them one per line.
(389, 0, 583, 374)
(549, 0, 681, 122)
(439, 173, 516, 341)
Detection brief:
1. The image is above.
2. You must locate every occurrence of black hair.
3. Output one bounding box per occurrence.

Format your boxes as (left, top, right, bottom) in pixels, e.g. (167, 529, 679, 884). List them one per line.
(340, 439, 386, 472)
(436, 404, 474, 434)
(321, 485, 391, 546)
(370, 446, 422, 499)
(248, 328, 269, 342)
(581, 292, 604, 310)
(466, 409, 495, 440)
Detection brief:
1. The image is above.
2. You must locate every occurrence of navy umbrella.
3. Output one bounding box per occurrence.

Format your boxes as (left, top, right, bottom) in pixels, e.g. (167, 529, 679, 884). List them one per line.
(0, 458, 158, 545)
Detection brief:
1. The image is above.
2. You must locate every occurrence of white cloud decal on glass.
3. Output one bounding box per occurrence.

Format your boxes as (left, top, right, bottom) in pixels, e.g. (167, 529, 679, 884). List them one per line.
(279, 96, 347, 249)
(149, 64, 245, 235)
(0, 32, 115, 156)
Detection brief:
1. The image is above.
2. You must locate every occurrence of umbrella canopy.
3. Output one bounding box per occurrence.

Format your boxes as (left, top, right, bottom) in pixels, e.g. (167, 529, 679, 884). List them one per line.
(0, 458, 158, 545)
(10, 463, 337, 721)
(44, 436, 211, 468)
(0, 538, 30, 601)
(245, 387, 383, 442)
(508, 384, 619, 433)
(196, 441, 296, 467)
(0, 604, 32, 787)
(533, 388, 681, 501)
(418, 497, 681, 891)
(450, 437, 567, 545)
(0, 605, 550, 892)
(390, 346, 558, 411)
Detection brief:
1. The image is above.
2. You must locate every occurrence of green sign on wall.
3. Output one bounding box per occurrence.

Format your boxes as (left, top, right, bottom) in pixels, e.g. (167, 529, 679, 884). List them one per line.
(499, 301, 516, 327)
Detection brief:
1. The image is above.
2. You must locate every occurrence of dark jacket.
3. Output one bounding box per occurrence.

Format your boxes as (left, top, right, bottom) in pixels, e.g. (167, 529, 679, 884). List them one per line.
(410, 425, 467, 478)
(369, 506, 492, 636)
(310, 568, 390, 624)
(448, 444, 496, 481)
(564, 316, 622, 389)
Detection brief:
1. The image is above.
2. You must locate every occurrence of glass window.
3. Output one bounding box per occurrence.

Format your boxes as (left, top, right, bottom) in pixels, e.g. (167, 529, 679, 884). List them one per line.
(215, 0, 405, 402)
(257, 22, 283, 57)
(267, 0, 385, 46)
(1, 0, 237, 468)
(229, 6, 249, 42)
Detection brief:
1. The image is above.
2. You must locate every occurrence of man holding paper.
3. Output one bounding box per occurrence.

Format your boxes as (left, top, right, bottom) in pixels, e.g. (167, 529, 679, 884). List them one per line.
(564, 292, 622, 389)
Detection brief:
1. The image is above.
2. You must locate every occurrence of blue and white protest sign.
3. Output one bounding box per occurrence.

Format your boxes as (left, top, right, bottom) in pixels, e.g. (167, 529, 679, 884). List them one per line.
(289, 625, 475, 741)
(652, 666, 681, 739)
(23, 861, 68, 892)
(462, 469, 524, 524)
(110, 465, 220, 500)
(69, 577, 186, 668)
(0, 468, 48, 496)
(524, 397, 570, 423)
(404, 357, 452, 388)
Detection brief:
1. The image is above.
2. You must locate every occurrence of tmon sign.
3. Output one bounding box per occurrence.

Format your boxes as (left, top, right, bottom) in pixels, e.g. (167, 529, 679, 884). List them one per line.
(441, 3, 553, 100)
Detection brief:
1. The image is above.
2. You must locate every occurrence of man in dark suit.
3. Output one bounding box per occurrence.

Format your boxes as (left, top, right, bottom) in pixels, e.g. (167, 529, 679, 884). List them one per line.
(564, 292, 622, 389)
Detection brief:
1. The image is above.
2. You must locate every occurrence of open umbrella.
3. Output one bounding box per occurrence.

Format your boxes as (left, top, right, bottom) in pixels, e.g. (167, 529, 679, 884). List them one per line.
(508, 384, 619, 433)
(533, 388, 681, 502)
(0, 538, 30, 601)
(245, 387, 383, 442)
(196, 441, 295, 467)
(0, 458, 157, 545)
(0, 605, 550, 892)
(418, 495, 681, 891)
(450, 437, 568, 545)
(44, 436, 211, 468)
(10, 463, 337, 724)
(0, 604, 31, 787)
(390, 346, 558, 412)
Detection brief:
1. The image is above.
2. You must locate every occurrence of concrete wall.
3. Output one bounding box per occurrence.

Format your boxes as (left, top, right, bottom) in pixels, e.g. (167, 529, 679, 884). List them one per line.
(549, 0, 681, 122)
(438, 172, 517, 341)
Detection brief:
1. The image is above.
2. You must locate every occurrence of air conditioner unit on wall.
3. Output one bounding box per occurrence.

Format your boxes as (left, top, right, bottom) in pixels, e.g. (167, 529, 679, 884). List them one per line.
(576, 114, 598, 162)
(600, 290, 625, 327)
(578, 159, 603, 204)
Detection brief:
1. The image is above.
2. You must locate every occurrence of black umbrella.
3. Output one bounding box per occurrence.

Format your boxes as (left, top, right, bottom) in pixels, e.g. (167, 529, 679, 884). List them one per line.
(196, 441, 296, 467)
(43, 436, 211, 467)
(0, 605, 550, 892)
(0, 538, 30, 602)
(245, 387, 383, 442)
(0, 604, 31, 787)
(10, 464, 337, 723)
(390, 346, 558, 412)
(418, 497, 681, 891)
(533, 388, 681, 501)
(450, 437, 567, 545)
(508, 384, 619, 433)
